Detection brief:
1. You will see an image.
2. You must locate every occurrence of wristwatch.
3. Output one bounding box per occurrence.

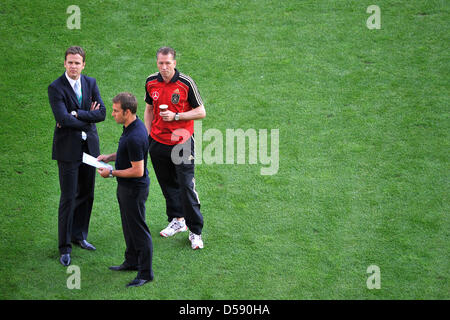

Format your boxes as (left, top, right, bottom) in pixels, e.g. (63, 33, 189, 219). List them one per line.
(174, 113, 180, 121)
(71, 111, 77, 117)
(109, 169, 113, 177)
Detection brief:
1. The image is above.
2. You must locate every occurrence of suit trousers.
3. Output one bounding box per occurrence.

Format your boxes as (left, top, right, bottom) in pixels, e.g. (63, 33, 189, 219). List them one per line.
(57, 143, 95, 254)
(149, 136, 204, 235)
(117, 183, 153, 281)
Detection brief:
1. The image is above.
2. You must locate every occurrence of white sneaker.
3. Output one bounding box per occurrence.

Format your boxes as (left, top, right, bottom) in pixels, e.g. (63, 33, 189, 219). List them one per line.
(189, 231, 204, 250)
(160, 218, 187, 237)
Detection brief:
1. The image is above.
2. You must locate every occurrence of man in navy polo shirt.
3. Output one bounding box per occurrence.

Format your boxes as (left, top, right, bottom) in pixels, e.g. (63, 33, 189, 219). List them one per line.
(97, 92, 153, 288)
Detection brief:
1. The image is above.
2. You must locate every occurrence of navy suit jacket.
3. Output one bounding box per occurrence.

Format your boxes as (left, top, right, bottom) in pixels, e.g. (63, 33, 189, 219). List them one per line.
(48, 73, 106, 162)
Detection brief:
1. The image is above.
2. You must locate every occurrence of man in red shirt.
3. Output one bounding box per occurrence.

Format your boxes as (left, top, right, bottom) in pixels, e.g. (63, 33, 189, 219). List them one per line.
(144, 47, 206, 249)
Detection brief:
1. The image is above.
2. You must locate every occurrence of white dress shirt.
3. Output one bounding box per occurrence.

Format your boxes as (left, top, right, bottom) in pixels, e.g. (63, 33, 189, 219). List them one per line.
(65, 72, 86, 140)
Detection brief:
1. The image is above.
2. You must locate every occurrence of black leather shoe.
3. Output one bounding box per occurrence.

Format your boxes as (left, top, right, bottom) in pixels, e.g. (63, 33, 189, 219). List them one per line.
(126, 278, 150, 288)
(109, 263, 138, 271)
(76, 240, 96, 251)
(60, 254, 71, 266)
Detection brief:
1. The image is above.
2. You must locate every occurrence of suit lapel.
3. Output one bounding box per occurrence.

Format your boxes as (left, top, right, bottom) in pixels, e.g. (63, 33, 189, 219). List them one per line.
(80, 75, 88, 110)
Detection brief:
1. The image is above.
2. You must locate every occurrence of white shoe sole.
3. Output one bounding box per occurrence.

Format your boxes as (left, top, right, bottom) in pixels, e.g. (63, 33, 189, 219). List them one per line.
(190, 237, 204, 249)
(160, 226, 188, 237)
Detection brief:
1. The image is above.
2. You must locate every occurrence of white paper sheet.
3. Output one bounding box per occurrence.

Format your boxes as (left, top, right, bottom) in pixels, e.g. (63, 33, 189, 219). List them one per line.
(82, 152, 113, 170)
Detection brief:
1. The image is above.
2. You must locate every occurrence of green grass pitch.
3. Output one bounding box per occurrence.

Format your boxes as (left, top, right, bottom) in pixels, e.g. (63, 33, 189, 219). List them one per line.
(0, 0, 448, 299)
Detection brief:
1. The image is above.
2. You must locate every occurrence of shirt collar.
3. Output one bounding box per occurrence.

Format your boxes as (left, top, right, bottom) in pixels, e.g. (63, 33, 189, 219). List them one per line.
(65, 72, 81, 89)
(157, 68, 179, 83)
(123, 116, 139, 133)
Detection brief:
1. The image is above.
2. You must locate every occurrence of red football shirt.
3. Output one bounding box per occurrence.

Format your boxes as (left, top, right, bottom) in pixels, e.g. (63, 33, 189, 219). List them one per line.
(145, 69, 203, 145)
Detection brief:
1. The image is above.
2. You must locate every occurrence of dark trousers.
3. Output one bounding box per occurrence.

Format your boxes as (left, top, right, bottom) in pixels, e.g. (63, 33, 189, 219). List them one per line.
(117, 183, 153, 281)
(57, 145, 95, 254)
(149, 136, 203, 235)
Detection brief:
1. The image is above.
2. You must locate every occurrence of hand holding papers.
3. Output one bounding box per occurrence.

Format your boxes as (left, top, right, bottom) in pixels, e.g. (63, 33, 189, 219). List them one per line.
(82, 152, 113, 170)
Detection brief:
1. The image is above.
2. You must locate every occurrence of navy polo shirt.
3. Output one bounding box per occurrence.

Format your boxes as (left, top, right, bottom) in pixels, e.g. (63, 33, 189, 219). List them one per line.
(115, 117, 150, 188)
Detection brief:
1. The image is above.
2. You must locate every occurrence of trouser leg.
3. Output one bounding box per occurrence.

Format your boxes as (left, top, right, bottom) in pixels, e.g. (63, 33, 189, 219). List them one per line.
(57, 160, 79, 254)
(117, 185, 138, 267)
(174, 137, 203, 235)
(117, 184, 153, 280)
(149, 136, 183, 221)
(72, 158, 95, 241)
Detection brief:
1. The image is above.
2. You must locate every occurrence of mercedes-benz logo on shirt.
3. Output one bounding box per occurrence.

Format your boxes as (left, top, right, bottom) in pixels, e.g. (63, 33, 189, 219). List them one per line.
(151, 91, 159, 100)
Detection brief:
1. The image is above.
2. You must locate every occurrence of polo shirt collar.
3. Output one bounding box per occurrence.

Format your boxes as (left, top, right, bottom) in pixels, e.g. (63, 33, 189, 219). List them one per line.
(157, 68, 179, 83)
(123, 116, 139, 133)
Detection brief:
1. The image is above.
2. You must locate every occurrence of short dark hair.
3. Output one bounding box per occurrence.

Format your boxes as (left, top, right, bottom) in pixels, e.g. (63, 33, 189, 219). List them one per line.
(65, 46, 86, 62)
(112, 92, 138, 114)
(156, 46, 176, 59)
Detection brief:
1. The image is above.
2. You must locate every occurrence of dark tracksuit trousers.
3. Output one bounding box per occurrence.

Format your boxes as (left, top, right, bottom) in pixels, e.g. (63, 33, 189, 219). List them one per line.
(149, 136, 203, 235)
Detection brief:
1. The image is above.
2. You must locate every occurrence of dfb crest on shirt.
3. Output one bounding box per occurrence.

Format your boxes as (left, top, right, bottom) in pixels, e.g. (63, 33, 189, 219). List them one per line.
(171, 90, 180, 104)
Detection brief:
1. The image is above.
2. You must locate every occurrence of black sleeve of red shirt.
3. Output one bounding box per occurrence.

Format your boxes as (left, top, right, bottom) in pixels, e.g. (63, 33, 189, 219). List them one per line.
(187, 80, 203, 109)
(145, 83, 152, 105)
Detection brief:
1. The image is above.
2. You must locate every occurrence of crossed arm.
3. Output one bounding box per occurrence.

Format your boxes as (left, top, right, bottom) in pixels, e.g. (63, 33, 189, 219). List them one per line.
(48, 83, 106, 129)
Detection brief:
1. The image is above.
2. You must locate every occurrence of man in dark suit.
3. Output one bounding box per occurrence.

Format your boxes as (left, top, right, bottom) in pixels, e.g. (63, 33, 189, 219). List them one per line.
(48, 46, 106, 266)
